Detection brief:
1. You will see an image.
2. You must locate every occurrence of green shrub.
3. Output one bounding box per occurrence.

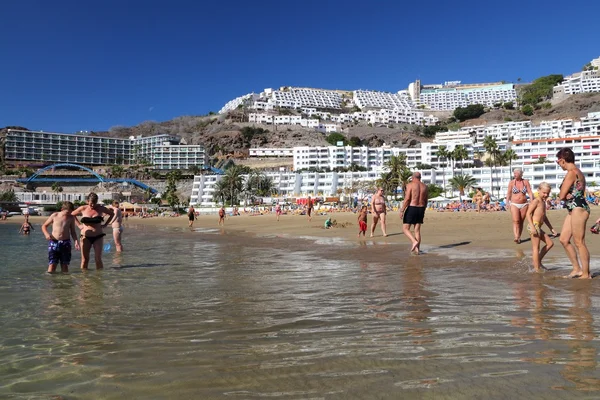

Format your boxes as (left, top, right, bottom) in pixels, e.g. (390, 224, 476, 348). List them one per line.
(453, 104, 485, 122)
(522, 105, 534, 116)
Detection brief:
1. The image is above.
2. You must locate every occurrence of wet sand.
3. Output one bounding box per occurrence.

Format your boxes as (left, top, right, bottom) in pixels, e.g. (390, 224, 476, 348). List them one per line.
(13, 208, 600, 254)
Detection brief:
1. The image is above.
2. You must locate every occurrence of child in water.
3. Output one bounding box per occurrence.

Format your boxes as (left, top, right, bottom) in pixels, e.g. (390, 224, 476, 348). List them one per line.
(526, 182, 558, 272)
(41, 201, 80, 273)
(357, 205, 368, 237)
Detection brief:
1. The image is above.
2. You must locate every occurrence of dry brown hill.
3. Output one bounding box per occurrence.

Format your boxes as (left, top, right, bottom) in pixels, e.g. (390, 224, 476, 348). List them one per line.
(462, 92, 600, 127)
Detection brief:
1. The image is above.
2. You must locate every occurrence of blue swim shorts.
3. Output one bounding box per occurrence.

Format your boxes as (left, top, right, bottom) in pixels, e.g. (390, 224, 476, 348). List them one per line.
(48, 239, 72, 266)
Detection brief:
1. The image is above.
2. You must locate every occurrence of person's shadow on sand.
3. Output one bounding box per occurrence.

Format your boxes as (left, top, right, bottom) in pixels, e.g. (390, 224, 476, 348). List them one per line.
(436, 241, 471, 249)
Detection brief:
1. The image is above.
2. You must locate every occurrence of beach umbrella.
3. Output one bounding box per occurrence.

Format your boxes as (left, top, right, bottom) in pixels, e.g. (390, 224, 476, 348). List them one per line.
(429, 195, 450, 202)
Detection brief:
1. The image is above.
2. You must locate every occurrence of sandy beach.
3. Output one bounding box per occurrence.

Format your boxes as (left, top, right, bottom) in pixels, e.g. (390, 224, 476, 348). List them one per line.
(12, 208, 600, 256)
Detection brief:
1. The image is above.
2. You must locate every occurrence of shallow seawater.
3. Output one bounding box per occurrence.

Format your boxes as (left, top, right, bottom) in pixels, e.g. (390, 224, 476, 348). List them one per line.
(2, 222, 600, 399)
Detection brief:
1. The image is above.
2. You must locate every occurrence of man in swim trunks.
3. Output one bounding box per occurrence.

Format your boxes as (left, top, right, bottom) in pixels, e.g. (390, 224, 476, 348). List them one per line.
(370, 187, 388, 237)
(401, 172, 428, 254)
(307, 196, 313, 222)
(188, 205, 196, 228)
(111, 201, 124, 252)
(41, 201, 80, 273)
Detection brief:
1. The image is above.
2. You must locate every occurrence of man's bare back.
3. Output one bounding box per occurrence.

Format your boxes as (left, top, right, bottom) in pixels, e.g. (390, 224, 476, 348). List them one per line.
(406, 180, 428, 207)
(401, 172, 428, 254)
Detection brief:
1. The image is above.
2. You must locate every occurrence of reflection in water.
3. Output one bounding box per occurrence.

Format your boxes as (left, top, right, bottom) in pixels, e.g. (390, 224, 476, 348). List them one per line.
(401, 257, 433, 340)
(560, 286, 600, 392)
(4, 224, 600, 398)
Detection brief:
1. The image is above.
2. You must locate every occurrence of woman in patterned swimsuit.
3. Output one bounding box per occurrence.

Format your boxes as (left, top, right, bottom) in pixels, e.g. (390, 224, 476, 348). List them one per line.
(506, 168, 534, 244)
(556, 147, 591, 279)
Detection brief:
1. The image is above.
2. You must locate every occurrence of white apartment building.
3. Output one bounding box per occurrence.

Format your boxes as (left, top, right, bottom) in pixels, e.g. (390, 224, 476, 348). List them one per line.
(152, 143, 207, 170)
(554, 69, 600, 96)
(412, 82, 517, 111)
(218, 93, 255, 114)
(249, 148, 293, 157)
(553, 56, 600, 98)
(248, 114, 329, 129)
(317, 123, 340, 134)
(292, 146, 424, 171)
(15, 191, 118, 205)
(220, 87, 437, 125)
(189, 159, 600, 206)
(352, 90, 413, 110)
(5, 129, 207, 170)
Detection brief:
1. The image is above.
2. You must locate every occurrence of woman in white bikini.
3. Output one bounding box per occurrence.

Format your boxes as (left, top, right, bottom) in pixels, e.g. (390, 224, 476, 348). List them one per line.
(506, 168, 534, 244)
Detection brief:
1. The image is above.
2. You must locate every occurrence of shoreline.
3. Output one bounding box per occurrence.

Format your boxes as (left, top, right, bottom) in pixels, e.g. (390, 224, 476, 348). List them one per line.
(8, 208, 600, 257)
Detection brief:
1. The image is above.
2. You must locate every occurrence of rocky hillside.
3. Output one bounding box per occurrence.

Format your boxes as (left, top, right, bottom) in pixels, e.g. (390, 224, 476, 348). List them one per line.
(3, 93, 599, 163)
(461, 92, 600, 127)
(97, 117, 428, 159)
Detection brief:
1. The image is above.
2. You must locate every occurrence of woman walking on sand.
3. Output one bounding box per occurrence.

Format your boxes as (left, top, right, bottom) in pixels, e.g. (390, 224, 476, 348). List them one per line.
(556, 147, 591, 279)
(506, 168, 534, 244)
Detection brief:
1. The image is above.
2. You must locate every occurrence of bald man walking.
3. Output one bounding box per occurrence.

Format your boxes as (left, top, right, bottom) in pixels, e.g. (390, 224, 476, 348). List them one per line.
(400, 172, 428, 254)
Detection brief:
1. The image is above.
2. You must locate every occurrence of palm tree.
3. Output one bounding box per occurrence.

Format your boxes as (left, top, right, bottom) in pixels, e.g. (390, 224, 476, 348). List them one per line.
(244, 170, 277, 203)
(398, 168, 413, 196)
(449, 174, 477, 201)
(534, 156, 548, 164)
(435, 145, 450, 197)
(212, 178, 228, 205)
(222, 165, 244, 206)
(473, 150, 485, 168)
(483, 136, 499, 197)
(51, 181, 63, 201)
(503, 149, 517, 171)
(0, 189, 18, 202)
(382, 154, 408, 199)
(453, 145, 469, 175)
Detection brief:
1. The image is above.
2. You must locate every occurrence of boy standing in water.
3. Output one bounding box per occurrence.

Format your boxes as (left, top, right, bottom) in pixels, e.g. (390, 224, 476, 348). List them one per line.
(41, 201, 80, 273)
(526, 182, 558, 272)
(357, 205, 368, 237)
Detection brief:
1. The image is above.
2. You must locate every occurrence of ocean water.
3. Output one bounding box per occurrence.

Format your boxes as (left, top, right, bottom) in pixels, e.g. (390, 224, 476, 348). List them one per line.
(2, 222, 600, 399)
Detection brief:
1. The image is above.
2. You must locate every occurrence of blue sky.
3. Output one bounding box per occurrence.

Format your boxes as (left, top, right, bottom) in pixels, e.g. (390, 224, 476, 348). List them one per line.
(1, 0, 599, 133)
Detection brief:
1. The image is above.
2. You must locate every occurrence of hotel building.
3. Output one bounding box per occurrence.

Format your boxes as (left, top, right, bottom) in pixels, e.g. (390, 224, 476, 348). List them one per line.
(189, 157, 600, 206)
(409, 81, 518, 111)
(4, 129, 207, 170)
(220, 87, 437, 125)
(553, 69, 600, 97)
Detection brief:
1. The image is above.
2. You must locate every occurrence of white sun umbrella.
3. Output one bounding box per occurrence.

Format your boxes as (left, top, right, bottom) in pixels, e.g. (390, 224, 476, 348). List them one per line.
(429, 195, 451, 202)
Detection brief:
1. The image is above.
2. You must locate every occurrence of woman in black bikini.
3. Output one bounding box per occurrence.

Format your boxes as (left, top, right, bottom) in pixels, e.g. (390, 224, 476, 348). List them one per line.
(506, 168, 534, 243)
(556, 147, 591, 279)
(188, 205, 196, 228)
(72, 192, 114, 270)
